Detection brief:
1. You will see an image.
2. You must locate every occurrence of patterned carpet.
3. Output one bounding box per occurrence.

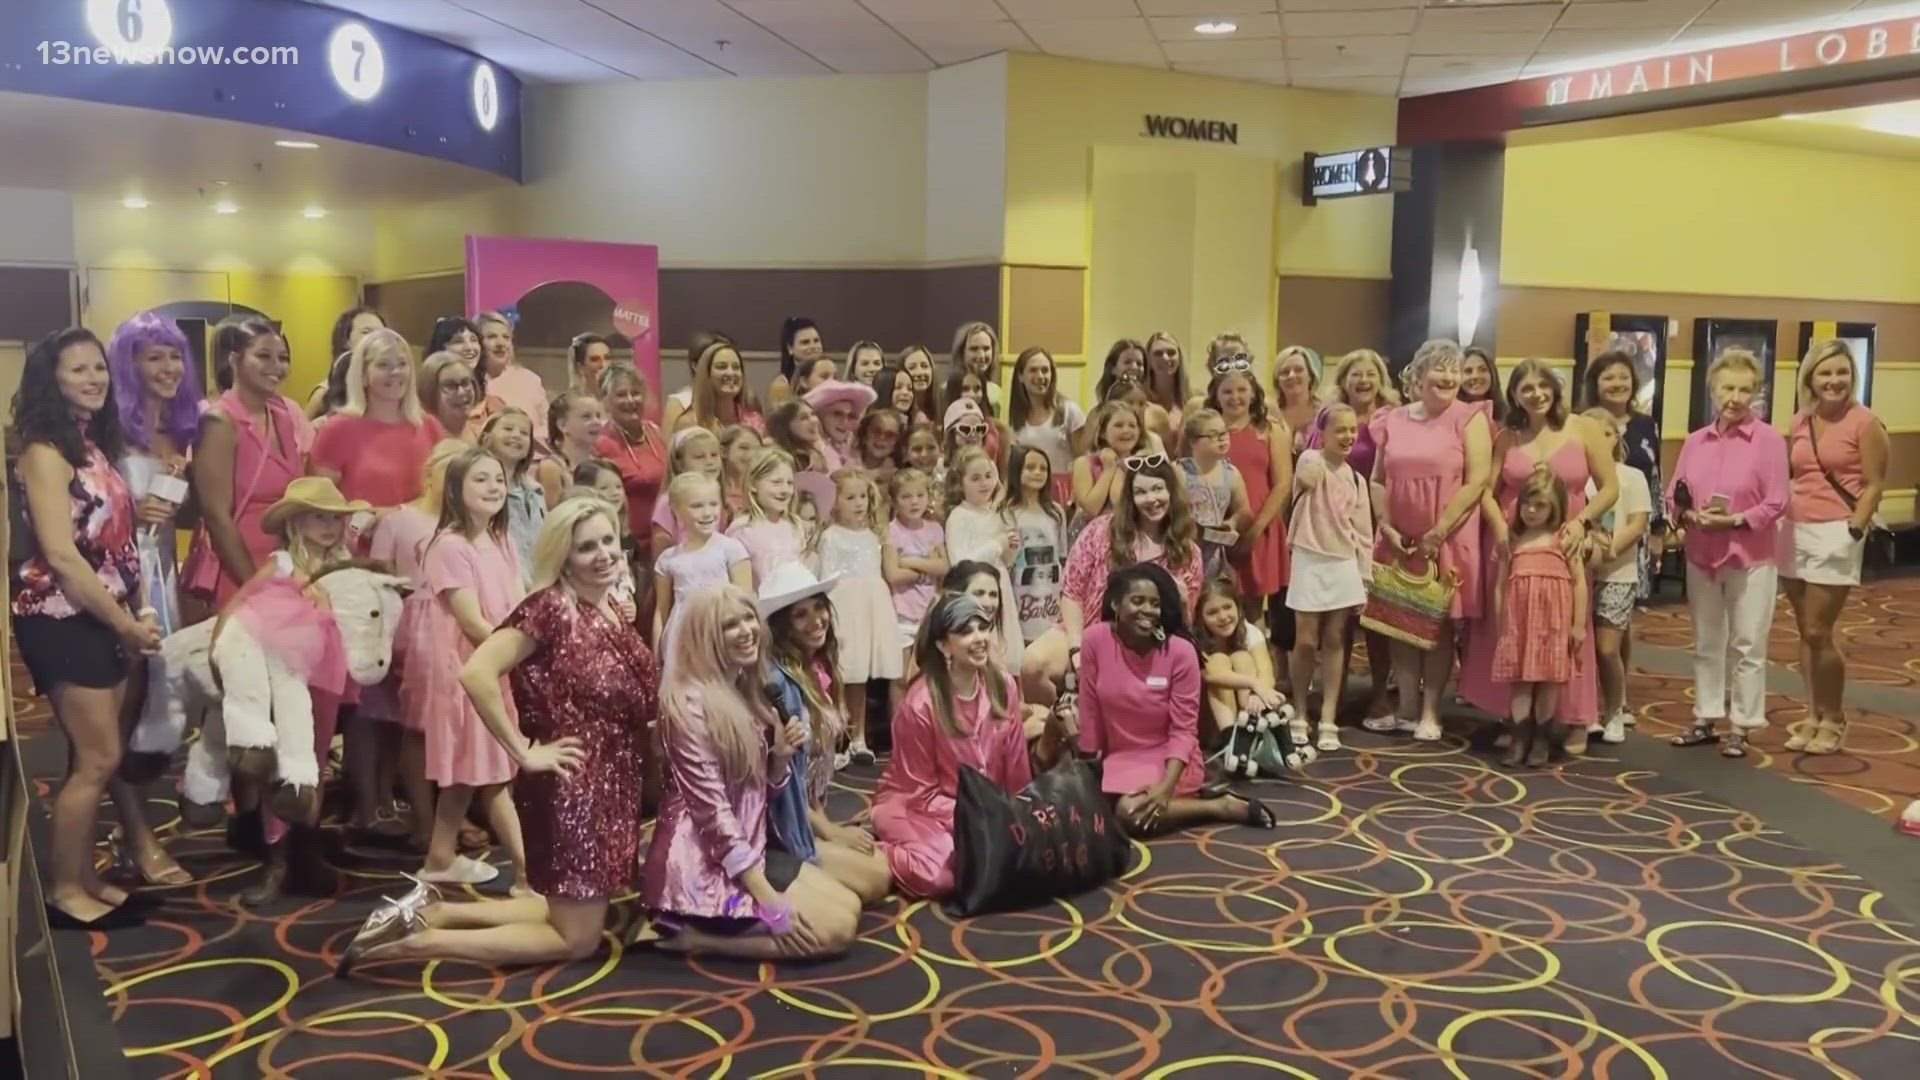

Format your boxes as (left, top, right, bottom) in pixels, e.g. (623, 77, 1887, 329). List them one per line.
(13, 718, 1920, 1075)
(1631, 575, 1920, 822)
(13, 580, 1920, 1076)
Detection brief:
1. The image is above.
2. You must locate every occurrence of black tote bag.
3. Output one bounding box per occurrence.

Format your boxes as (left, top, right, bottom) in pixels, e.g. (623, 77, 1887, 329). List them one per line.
(946, 757, 1133, 918)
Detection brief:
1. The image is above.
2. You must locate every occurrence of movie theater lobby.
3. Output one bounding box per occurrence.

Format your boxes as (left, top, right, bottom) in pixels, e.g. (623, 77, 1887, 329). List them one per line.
(4, 0, 1920, 1076)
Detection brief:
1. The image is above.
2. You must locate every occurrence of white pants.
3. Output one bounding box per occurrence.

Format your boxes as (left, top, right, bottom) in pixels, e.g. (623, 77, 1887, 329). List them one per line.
(1686, 563, 1778, 732)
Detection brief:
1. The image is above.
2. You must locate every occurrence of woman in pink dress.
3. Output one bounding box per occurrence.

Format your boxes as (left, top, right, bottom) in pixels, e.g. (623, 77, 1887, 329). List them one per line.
(1363, 339, 1493, 742)
(1207, 354, 1291, 630)
(409, 447, 529, 889)
(188, 318, 313, 607)
(1077, 564, 1274, 834)
(875, 593, 1036, 898)
(639, 585, 860, 958)
(1461, 359, 1618, 754)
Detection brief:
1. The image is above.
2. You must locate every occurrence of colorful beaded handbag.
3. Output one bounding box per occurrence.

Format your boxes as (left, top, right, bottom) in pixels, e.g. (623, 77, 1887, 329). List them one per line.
(1360, 554, 1459, 652)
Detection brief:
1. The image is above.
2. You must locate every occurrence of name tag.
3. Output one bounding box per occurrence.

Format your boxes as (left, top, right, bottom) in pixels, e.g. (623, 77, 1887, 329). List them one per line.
(1145, 675, 1169, 690)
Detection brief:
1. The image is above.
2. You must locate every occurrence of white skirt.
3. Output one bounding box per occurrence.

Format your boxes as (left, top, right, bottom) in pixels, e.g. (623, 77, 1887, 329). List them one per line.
(1778, 519, 1863, 588)
(1287, 548, 1368, 612)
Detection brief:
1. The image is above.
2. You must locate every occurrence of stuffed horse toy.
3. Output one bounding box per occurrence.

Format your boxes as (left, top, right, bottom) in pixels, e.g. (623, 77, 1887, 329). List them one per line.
(132, 561, 409, 817)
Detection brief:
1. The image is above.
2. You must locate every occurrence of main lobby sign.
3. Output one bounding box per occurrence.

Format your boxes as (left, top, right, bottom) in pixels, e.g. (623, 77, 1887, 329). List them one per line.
(1541, 16, 1920, 106)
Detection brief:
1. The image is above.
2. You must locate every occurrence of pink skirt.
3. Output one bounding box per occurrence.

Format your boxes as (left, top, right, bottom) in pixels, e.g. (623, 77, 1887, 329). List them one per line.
(1491, 575, 1573, 685)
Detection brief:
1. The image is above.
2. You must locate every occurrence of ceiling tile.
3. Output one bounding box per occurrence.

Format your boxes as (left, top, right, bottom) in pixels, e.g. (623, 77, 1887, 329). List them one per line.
(1140, 0, 1284, 14)
(1043, 42, 1171, 65)
(1021, 18, 1160, 48)
(1171, 59, 1290, 79)
(1162, 36, 1291, 62)
(892, 20, 1033, 49)
(1552, 0, 1715, 31)
(1282, 0, 1420, 10)
(1288, 55, 1407, 77)
(862, 0, 1007, 18)
(1292, 74, 1402, 95)
(1413, 5, 1564, 35)
(1284, 10, 1420, 37)
(1410, 30, 1551, 55)
(924, 43, 1017, 63)
(725, 0, 885, 24)
(1531, 28, 1687, 55)
(1286, 34, 1410, 60)
(1692, 0, 1861, 25)
(1148, 14, 1285, 40)
(1403, 55, 1524, 79)
(808, 43, 937, 73)
(571, 45, 732, 78)
(999, 0, 1144, 17)
(1402, 72, 1514, 94)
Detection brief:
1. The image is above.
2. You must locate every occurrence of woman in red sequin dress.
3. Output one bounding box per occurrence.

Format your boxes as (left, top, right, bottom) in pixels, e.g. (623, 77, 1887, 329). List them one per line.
(337, 497, 658, 974)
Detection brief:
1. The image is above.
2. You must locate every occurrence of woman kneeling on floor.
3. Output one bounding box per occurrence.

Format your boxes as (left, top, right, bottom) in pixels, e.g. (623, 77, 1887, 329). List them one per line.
(877, 592, 1053, 898)
(336, 498, 658, 974)
(1078, 563, 1274, 835)
(640, 584, 861, 958)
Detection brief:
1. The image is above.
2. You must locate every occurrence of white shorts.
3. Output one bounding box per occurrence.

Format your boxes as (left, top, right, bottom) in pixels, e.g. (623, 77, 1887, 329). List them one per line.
(898, 620, 919, 651)
(1287, 548, 1368, 612)
(1778, 520, 1863, 588)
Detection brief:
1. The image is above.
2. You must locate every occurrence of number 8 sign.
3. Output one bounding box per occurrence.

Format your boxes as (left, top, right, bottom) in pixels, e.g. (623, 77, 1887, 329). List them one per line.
(327, 22, 385, 102)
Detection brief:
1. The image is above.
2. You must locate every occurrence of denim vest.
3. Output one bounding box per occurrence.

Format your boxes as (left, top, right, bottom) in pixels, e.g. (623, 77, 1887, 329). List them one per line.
(764, 666, 820, 864)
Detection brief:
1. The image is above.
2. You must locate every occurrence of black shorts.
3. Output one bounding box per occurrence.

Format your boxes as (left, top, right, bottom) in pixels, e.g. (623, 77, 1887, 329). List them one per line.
(14, 613, 130, 694)
(673, 850, 805, 936)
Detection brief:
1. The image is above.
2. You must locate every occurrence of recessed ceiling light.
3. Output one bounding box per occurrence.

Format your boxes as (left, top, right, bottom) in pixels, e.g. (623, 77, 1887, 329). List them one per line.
(275, 139, 319, 150)
(303, 206, 327, 219)
(214, 201, 238, 214)
(122, 195, 148, 209)
(1195, 21, 1237, 35)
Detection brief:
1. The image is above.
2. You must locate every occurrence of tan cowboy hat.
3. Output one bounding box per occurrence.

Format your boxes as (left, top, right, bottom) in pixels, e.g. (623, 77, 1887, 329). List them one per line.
(261, 476, 372, 533)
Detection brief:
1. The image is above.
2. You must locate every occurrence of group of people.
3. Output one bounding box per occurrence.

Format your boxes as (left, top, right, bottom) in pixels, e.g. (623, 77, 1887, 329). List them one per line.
(6, 304, 1887, 969)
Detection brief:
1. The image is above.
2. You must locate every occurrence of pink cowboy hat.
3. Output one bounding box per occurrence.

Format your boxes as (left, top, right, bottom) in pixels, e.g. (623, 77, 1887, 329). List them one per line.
(802, 379, 877, 415)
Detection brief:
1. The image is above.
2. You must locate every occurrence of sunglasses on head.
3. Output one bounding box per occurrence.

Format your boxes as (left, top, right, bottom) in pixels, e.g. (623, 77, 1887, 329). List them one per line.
(1213, 353, 1252, 374)
(1124, 452, 1168, 472)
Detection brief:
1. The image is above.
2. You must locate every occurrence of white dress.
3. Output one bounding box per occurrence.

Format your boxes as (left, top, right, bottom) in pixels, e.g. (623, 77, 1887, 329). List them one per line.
(943, 504, 1026, 669)
(818, 525, 905, 682)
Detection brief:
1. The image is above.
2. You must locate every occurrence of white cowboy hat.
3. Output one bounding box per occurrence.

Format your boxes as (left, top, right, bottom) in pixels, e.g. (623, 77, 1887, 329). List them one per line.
(755, 561, 839, 618)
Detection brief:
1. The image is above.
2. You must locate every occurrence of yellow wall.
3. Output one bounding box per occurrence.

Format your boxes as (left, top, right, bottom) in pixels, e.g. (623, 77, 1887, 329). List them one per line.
(1003, 53, 1396, 399)
(1503, 130, 1920, 304)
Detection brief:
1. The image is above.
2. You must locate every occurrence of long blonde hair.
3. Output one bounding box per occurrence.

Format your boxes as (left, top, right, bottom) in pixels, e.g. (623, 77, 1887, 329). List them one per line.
(662, 586, 773, 783)
(275, 516, 353, 577)
(408, 439, 471, 517)
(690, 339, 761, 431)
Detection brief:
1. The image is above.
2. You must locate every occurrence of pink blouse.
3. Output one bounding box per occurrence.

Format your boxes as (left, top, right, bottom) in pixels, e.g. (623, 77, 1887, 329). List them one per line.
(639, 688, 781, 920)
(1289, 451, 1373, 569)
(1059, 513, 1204, 628)
(1668, 415, 1789, 573)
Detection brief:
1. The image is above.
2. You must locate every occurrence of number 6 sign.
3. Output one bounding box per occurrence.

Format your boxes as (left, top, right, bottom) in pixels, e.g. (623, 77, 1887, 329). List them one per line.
(327, 22, 385, 102)
(86, 0, 174, 53)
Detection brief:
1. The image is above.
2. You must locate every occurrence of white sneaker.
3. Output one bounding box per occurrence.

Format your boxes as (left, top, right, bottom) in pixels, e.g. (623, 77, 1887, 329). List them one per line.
(1600, 714, 1627, 744)
(1619, 706, 1637, 728)
(417, 855, 500, 885)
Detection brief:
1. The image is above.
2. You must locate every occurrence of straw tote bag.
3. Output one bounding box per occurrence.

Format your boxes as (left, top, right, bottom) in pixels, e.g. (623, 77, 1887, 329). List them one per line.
(1360, 554, 1458, 652)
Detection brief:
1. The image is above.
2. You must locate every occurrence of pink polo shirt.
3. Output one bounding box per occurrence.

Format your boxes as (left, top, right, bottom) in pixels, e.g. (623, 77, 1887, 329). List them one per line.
(1787, 403, 1878, 525)
(1667, 414, 1788, 572)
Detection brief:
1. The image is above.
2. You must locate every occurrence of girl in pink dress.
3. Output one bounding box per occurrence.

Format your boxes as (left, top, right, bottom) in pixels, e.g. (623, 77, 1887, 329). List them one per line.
(1207, 360, 1291, 628)
(367, 440, 466, 849)
(1491, 469, 1587, 768)
(1365, 340, 1493, 742)
(727, 448, 808, 587)
(1461, 360, 1616, 752)
(410, 447, 528, 889)
(875, 593, 1035, 899)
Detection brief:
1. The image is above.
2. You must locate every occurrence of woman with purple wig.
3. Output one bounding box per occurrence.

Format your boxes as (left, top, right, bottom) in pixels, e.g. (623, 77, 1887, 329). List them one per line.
(105, 310, 202, 886)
